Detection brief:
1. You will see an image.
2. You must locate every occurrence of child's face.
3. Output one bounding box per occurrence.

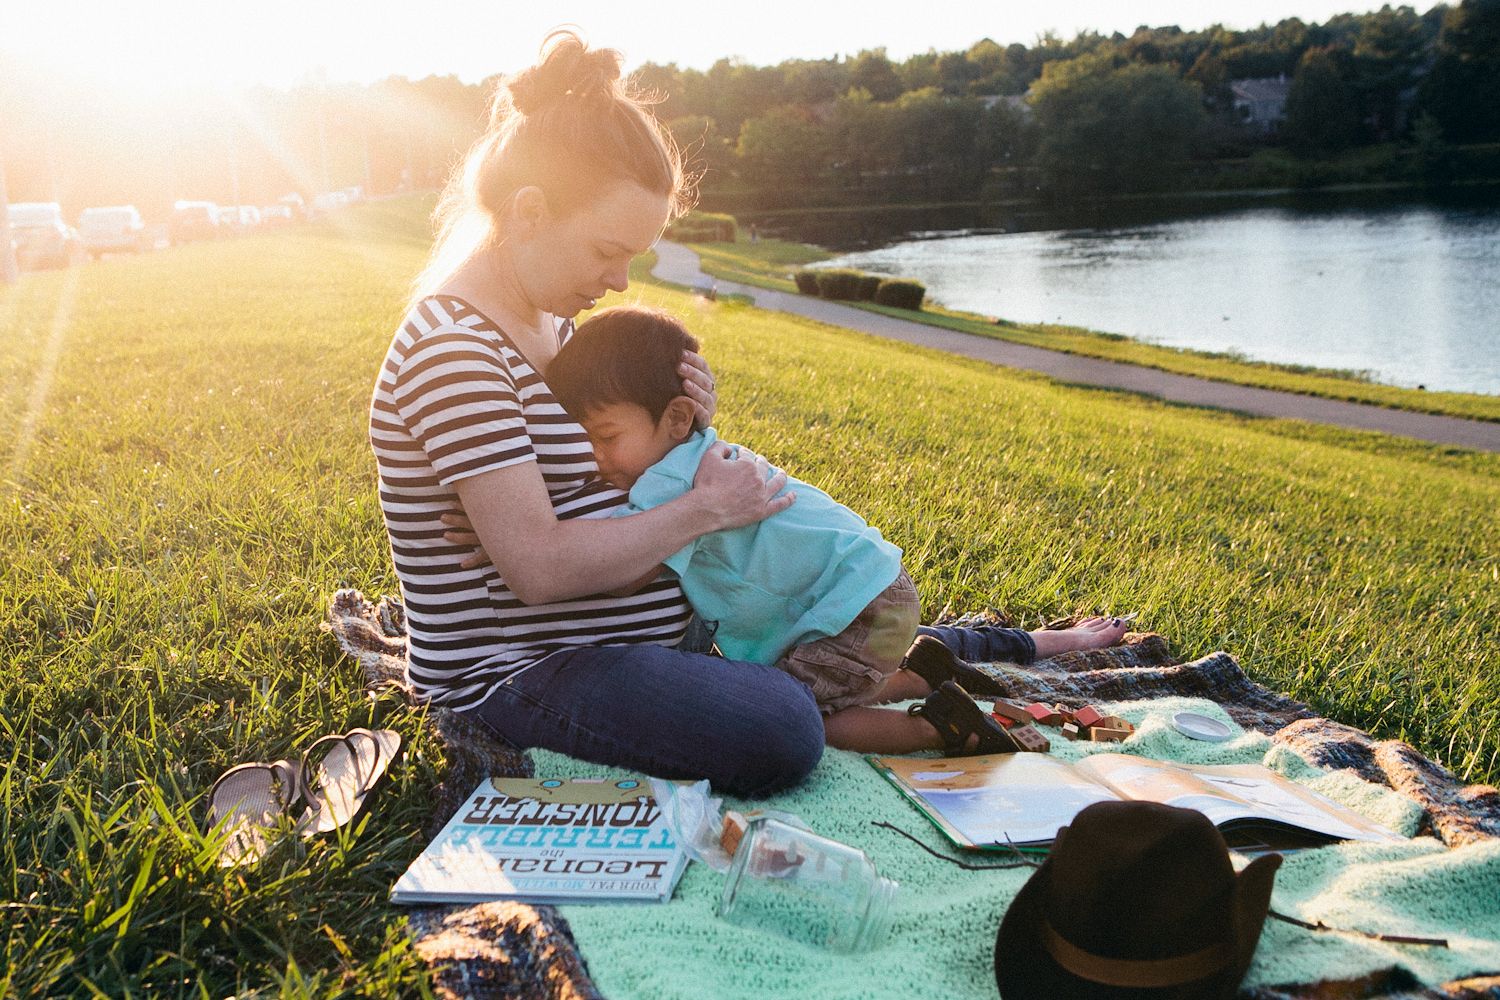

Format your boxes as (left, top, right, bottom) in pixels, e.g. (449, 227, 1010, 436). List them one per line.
(579, 402, 687, 491)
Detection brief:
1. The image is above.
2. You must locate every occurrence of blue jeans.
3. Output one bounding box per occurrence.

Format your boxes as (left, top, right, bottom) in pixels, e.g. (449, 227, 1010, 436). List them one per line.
(469, 622, 1035, 798)
(916, 622, 1036, 665)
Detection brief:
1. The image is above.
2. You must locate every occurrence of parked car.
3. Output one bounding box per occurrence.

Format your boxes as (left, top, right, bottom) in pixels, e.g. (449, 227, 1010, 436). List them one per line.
(78, 205, 148, 258)
(215, 205, 261, 234)
(7, 202, 78, 269)
(259, 204, 295, 226)
(169, 201, 220, 245)
(311, 190, 349, 214)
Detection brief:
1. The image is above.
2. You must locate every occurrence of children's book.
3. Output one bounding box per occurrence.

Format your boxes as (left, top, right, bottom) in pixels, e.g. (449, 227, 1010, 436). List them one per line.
(870, 752, 1405, 853)
(391, 776, 689, 905)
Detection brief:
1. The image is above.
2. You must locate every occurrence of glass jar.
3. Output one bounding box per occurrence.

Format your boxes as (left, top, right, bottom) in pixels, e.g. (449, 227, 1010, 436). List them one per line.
(717, 816, 899, 953)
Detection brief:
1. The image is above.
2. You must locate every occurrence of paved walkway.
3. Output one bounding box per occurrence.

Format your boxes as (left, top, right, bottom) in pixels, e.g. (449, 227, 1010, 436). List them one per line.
(653, 241, 1500, 454)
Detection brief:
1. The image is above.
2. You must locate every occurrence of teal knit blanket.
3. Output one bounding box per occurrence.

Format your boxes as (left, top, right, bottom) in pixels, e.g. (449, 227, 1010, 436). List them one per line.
(548, 696, 1500, 999)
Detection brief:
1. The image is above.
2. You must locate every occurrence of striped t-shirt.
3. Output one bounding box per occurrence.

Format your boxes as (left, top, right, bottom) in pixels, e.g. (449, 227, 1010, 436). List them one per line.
(369, 294, 691, 711)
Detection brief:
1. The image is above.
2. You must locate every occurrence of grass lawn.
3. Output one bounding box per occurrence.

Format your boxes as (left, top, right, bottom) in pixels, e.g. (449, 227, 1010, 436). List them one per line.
(3, 194, 1497, 995)
(684, 237, 1500, 424)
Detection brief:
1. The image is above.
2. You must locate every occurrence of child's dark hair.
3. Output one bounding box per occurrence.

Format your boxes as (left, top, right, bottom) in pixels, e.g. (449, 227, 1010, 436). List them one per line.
(549, 306, 701, 422)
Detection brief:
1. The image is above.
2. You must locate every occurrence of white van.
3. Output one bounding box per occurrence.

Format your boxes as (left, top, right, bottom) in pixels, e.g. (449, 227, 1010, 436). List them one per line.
(78, 206, 148, 258)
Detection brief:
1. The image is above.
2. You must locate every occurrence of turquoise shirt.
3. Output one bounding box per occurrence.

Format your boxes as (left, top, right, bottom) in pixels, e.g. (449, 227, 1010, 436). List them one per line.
(619, 428, 902, 665)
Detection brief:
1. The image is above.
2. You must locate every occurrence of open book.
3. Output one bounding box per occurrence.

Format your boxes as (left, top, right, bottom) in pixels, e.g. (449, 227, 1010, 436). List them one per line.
(871, 752, 1404, 852)
(391, 776, 689, 905)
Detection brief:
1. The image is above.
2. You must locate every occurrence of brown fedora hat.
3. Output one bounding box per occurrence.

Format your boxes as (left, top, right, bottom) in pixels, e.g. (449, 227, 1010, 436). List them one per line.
(995, 800, 1282, 1000)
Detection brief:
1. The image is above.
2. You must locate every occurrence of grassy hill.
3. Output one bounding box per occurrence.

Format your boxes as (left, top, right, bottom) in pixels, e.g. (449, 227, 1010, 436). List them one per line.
(2, 195, 1496, 995)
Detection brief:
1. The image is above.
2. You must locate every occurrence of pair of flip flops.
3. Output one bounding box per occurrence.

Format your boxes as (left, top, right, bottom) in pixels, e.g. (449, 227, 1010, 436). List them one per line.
(206, 728, 402, 867)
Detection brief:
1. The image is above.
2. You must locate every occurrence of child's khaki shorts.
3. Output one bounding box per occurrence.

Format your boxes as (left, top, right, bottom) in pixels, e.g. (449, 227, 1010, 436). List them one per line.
(774, 568, 921, 715)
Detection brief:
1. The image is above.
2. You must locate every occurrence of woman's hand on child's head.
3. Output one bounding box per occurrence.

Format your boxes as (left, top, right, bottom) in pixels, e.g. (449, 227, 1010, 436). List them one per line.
(678, 350, 717, 429)
(440, 511, 492, 570)
(690, 443, 794, 531)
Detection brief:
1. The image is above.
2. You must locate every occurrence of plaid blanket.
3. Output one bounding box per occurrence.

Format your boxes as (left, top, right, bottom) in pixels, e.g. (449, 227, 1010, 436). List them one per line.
(325, 591, 1500, 1000)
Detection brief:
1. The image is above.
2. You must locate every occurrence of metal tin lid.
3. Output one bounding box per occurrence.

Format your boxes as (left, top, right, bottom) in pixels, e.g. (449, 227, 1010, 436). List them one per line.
(1171, 711, 1235, 742)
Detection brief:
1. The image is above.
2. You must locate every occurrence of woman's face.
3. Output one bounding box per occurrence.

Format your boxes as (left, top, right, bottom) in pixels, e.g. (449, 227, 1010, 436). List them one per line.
(516, 180, 672, 318)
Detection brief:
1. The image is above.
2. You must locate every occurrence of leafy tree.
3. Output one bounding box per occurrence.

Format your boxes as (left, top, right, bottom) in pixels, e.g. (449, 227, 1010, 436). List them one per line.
(782, 58, 849, 106)
(1282, 47, 1362, 154)
(890, 88, 985, 191)
(1029, 52, 1208, 195)
(704, 59, 785, 135)
(975, 98, 1036, 193)
(850, 49, 905, 101)
(899, 51, 942, 92)
(736, 107, 831, 186)
(1350, 6, 1428, 139)
(1421, 0, 1500, 143)
(937, 50, 985, 94)
(631, 63, 686, 120)
(829, 88, 897, 186)
(1409, 112, 1455, 186)
(966, 38, 1007, 90)
(667, 115, 734, 184)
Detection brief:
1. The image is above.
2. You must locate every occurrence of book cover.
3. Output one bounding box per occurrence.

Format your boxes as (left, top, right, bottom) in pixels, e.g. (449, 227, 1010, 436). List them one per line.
(869, 752, 1403, 852)
(391, 776, 689, 905)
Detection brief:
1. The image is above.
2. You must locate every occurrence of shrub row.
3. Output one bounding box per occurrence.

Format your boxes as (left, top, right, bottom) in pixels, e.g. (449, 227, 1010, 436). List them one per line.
(667, 210, 737, 242)
(793, 268, 926, 310)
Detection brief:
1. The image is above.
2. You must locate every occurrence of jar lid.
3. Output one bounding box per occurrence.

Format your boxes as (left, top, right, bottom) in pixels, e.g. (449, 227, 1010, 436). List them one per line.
(1172, 711, 1235, 742)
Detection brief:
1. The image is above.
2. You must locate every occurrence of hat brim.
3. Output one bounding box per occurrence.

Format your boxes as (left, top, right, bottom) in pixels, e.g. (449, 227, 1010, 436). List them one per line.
(995, 851, 1283, 1000)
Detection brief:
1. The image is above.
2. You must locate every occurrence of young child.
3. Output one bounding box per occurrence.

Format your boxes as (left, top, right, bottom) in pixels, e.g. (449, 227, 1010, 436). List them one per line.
(548, 305, 1126, 755)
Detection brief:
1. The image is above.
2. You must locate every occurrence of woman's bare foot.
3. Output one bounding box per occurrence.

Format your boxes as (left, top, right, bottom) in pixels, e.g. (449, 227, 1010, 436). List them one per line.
(1029, 616, 1131, 660)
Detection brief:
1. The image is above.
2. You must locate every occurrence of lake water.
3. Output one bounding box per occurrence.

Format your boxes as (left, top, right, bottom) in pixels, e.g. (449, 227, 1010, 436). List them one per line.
(814, 198, 1500, 395)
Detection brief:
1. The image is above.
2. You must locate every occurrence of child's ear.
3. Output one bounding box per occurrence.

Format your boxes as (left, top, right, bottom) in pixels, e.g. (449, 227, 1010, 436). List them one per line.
(662, 396, 698, 441)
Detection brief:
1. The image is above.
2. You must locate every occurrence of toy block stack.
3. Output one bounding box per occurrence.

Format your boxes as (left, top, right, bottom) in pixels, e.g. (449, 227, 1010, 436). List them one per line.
(987, 699, 1051, 753)
(993, 700, 1137, 745)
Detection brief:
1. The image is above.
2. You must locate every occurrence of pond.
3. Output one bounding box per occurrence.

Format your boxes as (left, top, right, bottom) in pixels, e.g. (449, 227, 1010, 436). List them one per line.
(778, 192, 1500, 395)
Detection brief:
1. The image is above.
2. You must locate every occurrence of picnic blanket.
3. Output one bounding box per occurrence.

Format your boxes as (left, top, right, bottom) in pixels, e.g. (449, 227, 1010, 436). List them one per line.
(325, 591, 1500, 999)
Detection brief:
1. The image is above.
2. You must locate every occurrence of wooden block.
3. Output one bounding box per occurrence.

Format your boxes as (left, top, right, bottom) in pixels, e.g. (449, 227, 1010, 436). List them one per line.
(1025, 703, 1064, 726)
(1073, 706, 1105, 729)
(1088, 725, 1134, 743)
(1061, 722, 1083, 741)
(1095, 715, 1135, 734)
(721, 810, 749, 857)
(989, 712, 1017, 729)
(991, 700, 1032, 725)
(1009, 724, 1051, 753)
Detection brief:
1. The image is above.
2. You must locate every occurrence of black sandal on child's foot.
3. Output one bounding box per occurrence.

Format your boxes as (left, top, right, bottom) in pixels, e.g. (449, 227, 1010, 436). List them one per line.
(901, 635, 1006, 697)
(909, 681, 1022, 755)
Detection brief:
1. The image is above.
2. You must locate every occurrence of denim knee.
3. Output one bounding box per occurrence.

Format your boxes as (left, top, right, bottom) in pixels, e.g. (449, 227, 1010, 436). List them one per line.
(728, 696, 825, 798)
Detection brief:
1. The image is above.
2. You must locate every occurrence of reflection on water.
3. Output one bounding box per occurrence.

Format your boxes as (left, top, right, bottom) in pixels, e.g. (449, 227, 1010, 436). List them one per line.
(807, 197, 1500, 395)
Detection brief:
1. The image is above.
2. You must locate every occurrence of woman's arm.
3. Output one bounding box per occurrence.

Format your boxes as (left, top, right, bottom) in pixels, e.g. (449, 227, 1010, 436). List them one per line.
(453, 442, 791, 605)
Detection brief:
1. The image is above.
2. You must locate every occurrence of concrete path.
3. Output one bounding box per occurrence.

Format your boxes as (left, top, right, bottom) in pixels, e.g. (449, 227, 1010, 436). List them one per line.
(653, 241, 1500, 454)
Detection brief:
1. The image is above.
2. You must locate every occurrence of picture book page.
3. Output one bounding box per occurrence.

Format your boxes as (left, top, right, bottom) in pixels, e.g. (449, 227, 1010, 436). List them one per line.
(1079, 755, 1400, 842)
(1075, 755, 1254, 827)
(876, 753, 1118, 848)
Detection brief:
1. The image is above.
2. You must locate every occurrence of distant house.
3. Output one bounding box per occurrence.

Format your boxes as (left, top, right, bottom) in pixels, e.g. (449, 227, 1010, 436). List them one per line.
(1230, 76, 1291, 133)
(980, 93, 1033, 119)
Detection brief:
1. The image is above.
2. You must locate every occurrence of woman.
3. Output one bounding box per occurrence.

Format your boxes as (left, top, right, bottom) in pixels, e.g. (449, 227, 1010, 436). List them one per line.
(371, 31, 1125, 797)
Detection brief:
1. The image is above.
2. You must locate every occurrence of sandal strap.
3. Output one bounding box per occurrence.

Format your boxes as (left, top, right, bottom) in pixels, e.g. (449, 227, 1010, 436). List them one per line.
(299, 732, 368, 806)
(914, 682, 1020, 755)
(207, 758, 302, 822)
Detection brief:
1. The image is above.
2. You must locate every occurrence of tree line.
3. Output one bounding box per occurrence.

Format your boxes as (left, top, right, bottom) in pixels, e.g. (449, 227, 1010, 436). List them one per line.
(643, 0, 1500, 204)
(3, 2, 1497, 219)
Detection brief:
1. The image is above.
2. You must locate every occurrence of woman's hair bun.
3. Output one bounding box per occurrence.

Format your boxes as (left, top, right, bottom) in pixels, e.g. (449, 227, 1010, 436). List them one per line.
(506, 29, 623, 115)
